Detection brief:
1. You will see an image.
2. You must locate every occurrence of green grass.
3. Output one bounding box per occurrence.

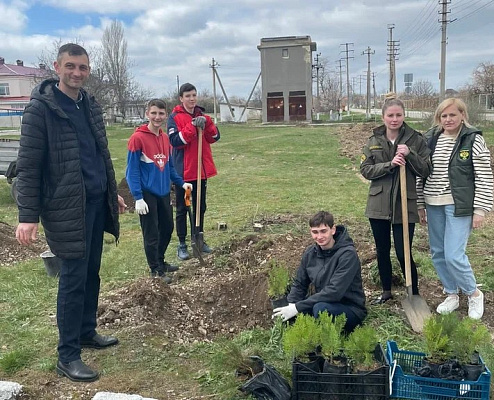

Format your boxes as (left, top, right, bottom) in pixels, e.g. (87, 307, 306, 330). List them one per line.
(1, 122, 494, 398)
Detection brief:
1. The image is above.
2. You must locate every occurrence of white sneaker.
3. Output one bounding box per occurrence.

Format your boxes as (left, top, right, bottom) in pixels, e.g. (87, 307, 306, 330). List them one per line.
(468, 290, 484, 320)
(436, 294, 459, 314)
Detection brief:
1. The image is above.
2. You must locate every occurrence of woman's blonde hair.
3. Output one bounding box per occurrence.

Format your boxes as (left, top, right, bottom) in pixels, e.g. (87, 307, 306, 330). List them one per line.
(433, 98, 472, 128)
(382, 92, 405, 115)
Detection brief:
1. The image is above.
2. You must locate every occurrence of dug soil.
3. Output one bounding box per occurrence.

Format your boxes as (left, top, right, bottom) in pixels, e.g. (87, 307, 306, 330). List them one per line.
(2, 123, 494, 399)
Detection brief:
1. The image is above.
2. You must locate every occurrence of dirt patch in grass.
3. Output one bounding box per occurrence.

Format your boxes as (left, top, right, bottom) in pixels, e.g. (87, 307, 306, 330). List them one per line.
(0, 221, 48, 266)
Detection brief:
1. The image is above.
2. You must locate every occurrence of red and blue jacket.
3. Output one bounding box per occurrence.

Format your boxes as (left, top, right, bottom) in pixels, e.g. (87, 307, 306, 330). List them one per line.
(167, 105, 220, 181)
(126, 124, 184, 200)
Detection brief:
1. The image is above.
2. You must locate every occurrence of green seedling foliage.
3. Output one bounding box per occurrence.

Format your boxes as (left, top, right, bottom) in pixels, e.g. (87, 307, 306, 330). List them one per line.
(451, 317, 490, 365)
(267, 260, 291, 298)
(344, 325, 379, 368)
(423, 314, 452, 363)
(282, 313, 321, 360)
(319, 311, 346, 363)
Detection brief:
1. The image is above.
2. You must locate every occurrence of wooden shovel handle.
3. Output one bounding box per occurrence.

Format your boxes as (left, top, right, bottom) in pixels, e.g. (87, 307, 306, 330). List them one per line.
(195, 127, 203, 228)
(400, 165, 412, 287)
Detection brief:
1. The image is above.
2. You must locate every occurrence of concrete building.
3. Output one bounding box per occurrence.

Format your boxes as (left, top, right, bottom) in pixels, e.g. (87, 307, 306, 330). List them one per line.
(0, 57, 49, 127)
(257, 36, 316, 123)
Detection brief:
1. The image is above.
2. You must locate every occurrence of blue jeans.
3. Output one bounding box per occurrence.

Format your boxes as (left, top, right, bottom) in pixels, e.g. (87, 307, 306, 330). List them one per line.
(426, 204, 476, 295)
(312, 302, 363, 334)
(57, 196, 106, 363)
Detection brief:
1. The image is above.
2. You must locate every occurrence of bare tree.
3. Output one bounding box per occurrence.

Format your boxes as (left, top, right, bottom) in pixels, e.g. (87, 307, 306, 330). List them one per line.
(471, 62, 494, 93)
(411, 80, 436, 99)
(317, 57, 341, 111)
(126, 80, 154, 118)
(101, 20, 132, 118)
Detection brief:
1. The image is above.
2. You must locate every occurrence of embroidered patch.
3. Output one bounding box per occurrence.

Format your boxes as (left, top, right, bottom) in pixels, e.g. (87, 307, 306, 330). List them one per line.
(369, 145, 382, 150)
(459, 149, 470, 160)
(360, 154, 366, 163)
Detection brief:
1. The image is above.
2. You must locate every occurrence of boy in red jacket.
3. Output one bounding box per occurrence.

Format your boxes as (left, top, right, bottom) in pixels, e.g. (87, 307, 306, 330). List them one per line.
(126, 99, 192, 280)
(168, 83, 220, 260)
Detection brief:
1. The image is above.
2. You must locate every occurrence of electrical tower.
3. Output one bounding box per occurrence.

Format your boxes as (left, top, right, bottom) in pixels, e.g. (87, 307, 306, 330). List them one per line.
(340, 43, 354, 115)
(336, 59, 345, 117)
(362, 46, 375, 118)
(387, 24, 400, 94)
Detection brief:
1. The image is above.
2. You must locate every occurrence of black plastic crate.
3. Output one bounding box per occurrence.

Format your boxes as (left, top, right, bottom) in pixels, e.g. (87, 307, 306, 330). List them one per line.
(291, 344, 390, 400)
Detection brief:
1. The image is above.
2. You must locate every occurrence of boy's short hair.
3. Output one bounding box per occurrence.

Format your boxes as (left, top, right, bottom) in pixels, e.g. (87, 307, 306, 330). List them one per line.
(179, 82, 197, 97)
(57, 43, 89, 62)
(147, 98, 167, 111)
(309, 211, 334, 228)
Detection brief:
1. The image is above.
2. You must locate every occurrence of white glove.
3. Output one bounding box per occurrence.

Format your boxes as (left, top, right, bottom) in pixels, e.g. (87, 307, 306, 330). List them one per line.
(135, 199, 149, 215)
(182, 183, 193, 191)
(272, 303, 298, 321)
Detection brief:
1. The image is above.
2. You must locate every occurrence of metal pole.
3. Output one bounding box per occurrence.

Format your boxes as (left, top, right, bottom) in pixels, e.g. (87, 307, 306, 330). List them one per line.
(211, 58, 218, 123)
(439, 0, 449, 99)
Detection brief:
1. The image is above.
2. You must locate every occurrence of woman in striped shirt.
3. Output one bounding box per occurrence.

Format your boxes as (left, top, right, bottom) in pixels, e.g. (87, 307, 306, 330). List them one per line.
(417, 98, 493, 319)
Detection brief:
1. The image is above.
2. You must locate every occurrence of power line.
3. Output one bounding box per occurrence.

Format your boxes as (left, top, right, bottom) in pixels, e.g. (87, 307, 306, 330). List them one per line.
(452, 0, 494, 23)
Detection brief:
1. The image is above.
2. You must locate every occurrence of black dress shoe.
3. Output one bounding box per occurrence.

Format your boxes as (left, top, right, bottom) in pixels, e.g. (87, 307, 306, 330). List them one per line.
(56, 359, 99, 382)
(80, 333, 119, 349)
(370, 295, 393, 305)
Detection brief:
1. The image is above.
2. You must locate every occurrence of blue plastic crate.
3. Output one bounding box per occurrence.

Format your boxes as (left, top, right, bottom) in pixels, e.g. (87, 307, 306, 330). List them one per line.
(386, 340, 491, 400)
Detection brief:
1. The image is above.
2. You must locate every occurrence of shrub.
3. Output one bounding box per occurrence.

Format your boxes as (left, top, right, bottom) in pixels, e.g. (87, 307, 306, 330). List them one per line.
(267, 260, 291, 299)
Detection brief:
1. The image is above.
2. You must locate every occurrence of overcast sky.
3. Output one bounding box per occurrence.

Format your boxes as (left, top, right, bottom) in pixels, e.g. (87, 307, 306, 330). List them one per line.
(1, 0, 493, 99)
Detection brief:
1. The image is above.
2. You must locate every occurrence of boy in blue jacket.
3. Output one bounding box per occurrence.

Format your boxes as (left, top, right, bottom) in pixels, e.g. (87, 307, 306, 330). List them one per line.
(126, 99, 192, 281)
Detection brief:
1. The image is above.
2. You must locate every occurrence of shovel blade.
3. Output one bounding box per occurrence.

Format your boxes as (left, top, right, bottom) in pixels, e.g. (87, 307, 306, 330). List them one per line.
(191, 232, 206, 265)
(402, 294, 432, 333)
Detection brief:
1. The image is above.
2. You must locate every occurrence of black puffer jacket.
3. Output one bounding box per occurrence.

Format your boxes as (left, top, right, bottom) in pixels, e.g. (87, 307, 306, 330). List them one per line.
(287, 226, 367, 322)
(16, 79, 120, 259)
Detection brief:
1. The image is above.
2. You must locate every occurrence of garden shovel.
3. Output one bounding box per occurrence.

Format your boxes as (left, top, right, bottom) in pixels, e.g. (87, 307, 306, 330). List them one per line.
(185, 187, 205, 265)
(192, 126, 205, 262)
(400, 165, 431, 333)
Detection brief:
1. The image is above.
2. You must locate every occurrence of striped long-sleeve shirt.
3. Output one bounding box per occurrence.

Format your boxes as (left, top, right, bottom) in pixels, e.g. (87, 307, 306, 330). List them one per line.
(417, 133, 493, 215)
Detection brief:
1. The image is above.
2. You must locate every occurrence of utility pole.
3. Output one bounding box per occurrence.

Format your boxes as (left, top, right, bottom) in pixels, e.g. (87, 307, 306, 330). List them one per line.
(439, 0, 454, 99)
(336, 59, 345, 118)
(313, 52, 322, 99)
(372, 72, 377, 108)
(387, 24, 400, 93)
(176, 75, 180, 97)
(209, 58, 219, 123)
(341, 43, 354, 115)
(362, 46, 375, 118)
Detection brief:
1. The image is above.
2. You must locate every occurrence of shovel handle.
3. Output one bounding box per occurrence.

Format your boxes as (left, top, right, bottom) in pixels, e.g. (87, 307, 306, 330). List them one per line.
(195, 127, 203, 228)
(400, 165, 412, 288)
(185, 187, 191, 207)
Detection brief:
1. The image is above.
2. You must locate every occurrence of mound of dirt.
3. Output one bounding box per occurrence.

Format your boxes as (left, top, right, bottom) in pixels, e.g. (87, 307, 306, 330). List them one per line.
(338, 122, 379, 162)
(98, 233, 313, 343)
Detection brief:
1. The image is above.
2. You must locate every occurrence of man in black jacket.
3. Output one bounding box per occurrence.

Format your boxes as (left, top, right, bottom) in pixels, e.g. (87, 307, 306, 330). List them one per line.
(15, 43, 126, 382)
(272, 211, 367, 333)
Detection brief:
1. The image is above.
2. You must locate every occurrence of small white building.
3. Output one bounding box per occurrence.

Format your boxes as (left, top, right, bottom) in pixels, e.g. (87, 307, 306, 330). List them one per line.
(219, 103, 261, 122)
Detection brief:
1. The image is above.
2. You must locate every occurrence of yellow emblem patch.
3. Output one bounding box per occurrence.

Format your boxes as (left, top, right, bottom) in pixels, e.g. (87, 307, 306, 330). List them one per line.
(360, 154, 366, 163)
(459, 149, 470, 160)
(369, 145, 382, 150)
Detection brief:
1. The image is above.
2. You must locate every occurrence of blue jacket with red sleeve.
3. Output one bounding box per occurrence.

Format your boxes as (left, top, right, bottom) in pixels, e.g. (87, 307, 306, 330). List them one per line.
(167, 105, 220, 181)
(126, 124, 184, 200)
